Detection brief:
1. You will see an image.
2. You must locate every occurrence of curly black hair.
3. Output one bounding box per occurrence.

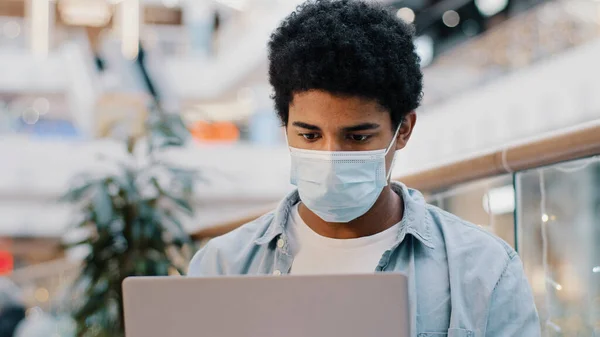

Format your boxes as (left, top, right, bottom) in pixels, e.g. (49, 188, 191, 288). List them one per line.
(268, 0, 423, 129)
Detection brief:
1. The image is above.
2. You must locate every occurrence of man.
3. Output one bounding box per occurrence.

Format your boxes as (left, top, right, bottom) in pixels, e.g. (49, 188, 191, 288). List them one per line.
(189, 0, 541, 335)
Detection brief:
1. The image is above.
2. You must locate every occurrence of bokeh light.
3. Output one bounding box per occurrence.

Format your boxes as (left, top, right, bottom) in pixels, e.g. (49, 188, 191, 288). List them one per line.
(396, 7, 415, 24)
(22, 108, 40, 125)
(475, 0, 509, 17)
(34, 287, 50, 303)
(32, 97, 50, 115)
(443, 10, 461, 28)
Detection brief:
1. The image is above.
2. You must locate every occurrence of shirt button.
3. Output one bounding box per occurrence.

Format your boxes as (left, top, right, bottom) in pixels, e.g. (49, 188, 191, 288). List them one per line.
(276, 238, 285, 248)
(273, 270, 282, 276)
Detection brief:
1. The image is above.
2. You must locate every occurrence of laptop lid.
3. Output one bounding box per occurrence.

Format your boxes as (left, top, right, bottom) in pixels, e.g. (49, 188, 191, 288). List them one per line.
(123, 274, 409, 337)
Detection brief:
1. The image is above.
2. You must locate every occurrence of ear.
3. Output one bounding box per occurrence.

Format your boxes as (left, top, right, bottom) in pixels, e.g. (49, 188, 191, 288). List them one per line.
(395, 111, 416, 151)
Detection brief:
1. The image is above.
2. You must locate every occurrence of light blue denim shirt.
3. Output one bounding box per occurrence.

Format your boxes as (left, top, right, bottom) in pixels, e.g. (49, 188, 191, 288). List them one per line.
(188, 182, 541, 337)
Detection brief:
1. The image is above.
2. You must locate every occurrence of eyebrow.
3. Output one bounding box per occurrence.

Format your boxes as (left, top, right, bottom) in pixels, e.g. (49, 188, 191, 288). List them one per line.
(291, 122, 381, 132)
(291, 121, 321, 131)
(341, 123, 381, 133)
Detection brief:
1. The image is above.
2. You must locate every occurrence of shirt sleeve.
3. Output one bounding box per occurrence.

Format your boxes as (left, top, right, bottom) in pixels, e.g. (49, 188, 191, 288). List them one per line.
(187, 241, 224, 277)
(485, 254, 541, 336)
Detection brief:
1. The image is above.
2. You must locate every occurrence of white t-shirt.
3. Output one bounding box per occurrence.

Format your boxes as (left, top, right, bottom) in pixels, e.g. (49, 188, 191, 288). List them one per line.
(289, 203, 399, 275)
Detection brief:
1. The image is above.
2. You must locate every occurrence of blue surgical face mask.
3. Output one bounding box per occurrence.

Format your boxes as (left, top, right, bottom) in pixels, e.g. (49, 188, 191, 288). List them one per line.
(288, 126, 400, 223)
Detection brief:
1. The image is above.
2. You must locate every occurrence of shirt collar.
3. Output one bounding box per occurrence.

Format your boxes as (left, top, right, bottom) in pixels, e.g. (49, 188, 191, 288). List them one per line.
(390, 182, 435, 249)
(255, 182, 435, 249)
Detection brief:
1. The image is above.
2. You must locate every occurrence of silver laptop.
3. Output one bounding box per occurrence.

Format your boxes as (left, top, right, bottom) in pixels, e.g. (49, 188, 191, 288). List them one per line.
(123, 274, 409, 337)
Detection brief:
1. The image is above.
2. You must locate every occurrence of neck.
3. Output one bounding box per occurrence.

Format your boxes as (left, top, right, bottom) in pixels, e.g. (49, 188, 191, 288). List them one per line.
(298, 185, 404, 239)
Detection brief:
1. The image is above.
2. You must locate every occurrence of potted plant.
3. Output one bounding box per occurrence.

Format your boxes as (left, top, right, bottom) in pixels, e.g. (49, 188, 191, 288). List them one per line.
(62, 106, 197, 337)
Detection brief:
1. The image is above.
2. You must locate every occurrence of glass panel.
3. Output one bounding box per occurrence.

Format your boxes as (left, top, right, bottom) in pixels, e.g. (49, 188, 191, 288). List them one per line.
(427, 174, 516, 248)
(516, 156, 600, 336)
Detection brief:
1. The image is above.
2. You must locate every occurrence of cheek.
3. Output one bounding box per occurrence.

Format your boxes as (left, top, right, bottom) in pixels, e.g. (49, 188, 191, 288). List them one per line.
(286, 134, 302, 148)
(285, 127, 299, 147)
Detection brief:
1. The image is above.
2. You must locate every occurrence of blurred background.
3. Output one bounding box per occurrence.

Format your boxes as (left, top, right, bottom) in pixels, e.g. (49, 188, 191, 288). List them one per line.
(0, 0, 599, 336)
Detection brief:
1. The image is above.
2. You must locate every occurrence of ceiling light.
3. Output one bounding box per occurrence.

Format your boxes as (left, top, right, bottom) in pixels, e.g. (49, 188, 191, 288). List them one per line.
(475, 0, 509, 17)
(442, 10, 460, 28)
(31, 0, 50, 56)
(59, 0, 112, 27)
(414, 35, 434, 67)
(396, 7, 415, 24)
(482, 185, 515, 215)
(120, 0, 140, 60)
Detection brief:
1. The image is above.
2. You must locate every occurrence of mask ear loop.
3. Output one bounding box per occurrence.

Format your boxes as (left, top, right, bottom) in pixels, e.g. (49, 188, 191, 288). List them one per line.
(385, 122, 402, 155)
(385, 121, 403, 181)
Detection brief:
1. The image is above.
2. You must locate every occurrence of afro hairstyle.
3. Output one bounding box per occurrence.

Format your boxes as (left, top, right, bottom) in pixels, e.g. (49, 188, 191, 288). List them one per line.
(268, 0, 424, 129)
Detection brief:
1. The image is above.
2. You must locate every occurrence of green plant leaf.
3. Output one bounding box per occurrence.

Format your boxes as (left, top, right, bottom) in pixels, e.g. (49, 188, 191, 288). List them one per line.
(165, 113, 189, 136)
(157, 210, 186, 235)
(62, 238, 91, 250)
(65, 104, 198, 337)
(61, 179, 96, 202)
(155, 260, 170, 276)
(152, 131, 185, 149)
(93, 184, 114, 227)
(91, 231, 113, 251)
(73, 294, 104, 321)
(130, 219, 142, 244)
(161, 193, 193, 216)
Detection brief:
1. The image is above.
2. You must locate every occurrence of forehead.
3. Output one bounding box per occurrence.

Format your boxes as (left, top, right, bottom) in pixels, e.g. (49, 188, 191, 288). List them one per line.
(289, 90, 391, 127)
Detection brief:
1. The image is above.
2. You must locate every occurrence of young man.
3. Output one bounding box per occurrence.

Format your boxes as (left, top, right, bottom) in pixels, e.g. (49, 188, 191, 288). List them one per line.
(189, 0, 540, 335)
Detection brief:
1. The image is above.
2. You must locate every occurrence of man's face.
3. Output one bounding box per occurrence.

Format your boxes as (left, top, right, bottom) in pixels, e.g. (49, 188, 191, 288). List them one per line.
(287, 90, 415, 174)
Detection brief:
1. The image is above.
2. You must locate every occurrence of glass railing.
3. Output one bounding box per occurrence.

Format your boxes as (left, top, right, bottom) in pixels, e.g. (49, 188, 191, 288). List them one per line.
(516, 156, 600, 336)
(429, 155, 600, 335)
(428, 174, 516, 248)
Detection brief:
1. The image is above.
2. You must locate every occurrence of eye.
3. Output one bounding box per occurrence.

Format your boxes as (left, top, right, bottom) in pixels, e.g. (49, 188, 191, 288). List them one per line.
(299, 133, 321, 141)
(347, 134, 371, 142)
